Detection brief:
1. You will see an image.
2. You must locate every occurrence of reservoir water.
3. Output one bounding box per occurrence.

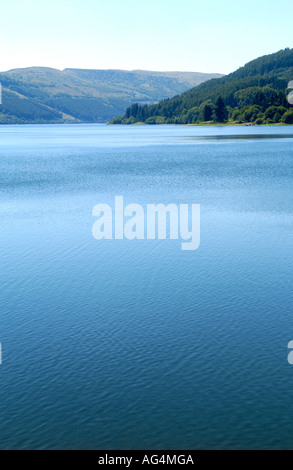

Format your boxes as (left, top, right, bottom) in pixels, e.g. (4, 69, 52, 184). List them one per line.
(0, 124, 293, 450)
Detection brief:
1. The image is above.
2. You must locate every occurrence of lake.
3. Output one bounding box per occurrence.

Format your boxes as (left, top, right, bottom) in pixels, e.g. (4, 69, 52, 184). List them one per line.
(0, 124, 293, 450)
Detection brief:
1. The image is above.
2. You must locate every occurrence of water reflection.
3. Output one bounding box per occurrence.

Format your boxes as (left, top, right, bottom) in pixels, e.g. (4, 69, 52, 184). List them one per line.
(181, 133, 293, 141)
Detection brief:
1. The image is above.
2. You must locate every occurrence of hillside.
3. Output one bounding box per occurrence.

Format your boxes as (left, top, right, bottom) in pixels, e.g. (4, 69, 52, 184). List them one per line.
(0, 68, 223, 124)
(112, 49, 293, 125)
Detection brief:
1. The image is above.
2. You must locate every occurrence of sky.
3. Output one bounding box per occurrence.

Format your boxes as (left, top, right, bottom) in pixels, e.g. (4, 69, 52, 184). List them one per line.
(1, 0, 292, 74)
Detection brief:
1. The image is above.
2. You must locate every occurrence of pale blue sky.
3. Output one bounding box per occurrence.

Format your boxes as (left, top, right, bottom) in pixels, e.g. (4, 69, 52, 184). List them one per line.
(1, 0, 292, 74)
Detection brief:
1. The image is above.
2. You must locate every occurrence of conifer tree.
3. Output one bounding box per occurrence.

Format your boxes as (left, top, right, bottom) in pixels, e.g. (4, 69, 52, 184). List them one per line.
(203, 105, 213, 122)
(215, 97, 228, 122)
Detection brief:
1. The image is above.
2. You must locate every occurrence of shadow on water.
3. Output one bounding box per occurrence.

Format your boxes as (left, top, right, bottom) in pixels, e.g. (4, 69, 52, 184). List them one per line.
(180, 133, 293, 142)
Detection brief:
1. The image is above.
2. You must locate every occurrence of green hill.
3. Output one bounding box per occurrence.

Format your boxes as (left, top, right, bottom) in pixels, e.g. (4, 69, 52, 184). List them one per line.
(0, 68, 222, 124)
(112, 49, 293, 125)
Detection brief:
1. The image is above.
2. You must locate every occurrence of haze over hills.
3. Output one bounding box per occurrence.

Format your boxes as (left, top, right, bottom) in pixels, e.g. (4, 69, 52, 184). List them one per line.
(0, 68, 223, 124)
(113, 49, 293, 125)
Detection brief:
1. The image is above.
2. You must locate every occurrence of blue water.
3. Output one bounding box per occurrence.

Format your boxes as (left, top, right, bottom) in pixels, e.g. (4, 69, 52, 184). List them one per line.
(0, 124, 293, 450)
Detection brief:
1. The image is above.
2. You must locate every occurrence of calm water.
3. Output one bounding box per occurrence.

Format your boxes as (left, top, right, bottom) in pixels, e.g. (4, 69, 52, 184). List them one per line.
(0, 124, 293, 450)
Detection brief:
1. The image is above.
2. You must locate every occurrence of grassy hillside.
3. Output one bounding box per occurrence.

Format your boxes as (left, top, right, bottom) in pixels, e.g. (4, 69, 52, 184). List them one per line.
(112, 49, 293, 125)
(0, 68, 222, 124)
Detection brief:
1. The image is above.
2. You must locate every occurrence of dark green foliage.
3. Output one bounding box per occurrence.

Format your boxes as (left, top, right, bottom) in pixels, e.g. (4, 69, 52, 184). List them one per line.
(114, 49, 293, 125)
(215, 97, 228, 122)
(109, 116, 123, 124)
(242, 105, 262, 123)
(264, 106, 287, 121)
(282, 109, 293, 124)
(202, 105, 213, 122)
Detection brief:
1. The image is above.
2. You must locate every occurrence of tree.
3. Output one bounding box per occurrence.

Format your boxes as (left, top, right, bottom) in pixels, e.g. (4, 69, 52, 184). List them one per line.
(202, 105, 213, 122)
(281, 109, 293, 124)
(215, 97, 228, 122)
(253, 91, 267, 110)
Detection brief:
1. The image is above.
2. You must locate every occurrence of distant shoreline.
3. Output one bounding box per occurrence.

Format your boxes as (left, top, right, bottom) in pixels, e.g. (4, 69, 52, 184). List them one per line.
(107, 122, 293, 127)
(0, 121, 292, 127)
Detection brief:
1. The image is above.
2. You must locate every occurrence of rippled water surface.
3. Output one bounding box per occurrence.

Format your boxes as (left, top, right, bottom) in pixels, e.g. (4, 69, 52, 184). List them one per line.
(1, 124, 293, 450)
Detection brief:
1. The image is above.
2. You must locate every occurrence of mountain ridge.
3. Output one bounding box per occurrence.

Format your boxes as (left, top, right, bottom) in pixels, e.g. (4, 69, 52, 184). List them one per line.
(0, 68, 223, 124)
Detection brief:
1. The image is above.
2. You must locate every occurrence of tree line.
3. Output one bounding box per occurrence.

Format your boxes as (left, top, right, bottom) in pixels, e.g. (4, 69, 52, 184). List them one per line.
(110, 48, 293, 125)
